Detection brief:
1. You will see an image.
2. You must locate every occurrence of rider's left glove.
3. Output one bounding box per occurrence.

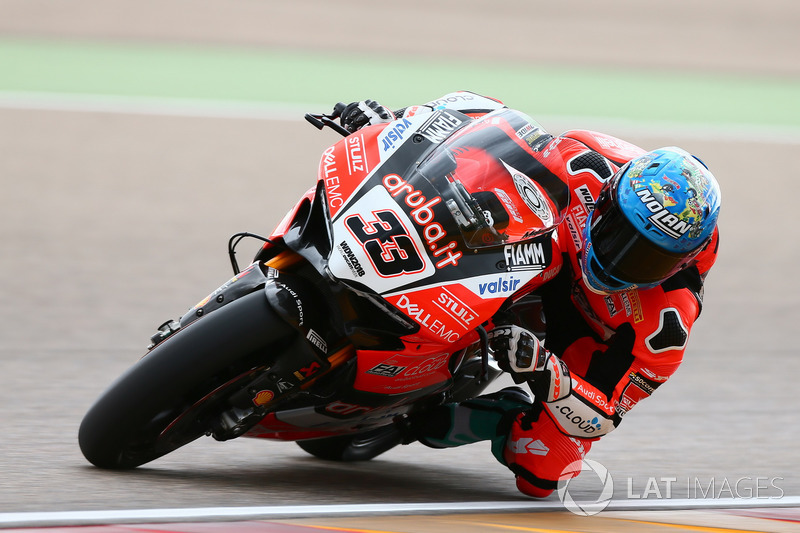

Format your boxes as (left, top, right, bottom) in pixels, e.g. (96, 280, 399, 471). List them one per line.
(340, 100, 394, 133)
(488, 325, 571, 402)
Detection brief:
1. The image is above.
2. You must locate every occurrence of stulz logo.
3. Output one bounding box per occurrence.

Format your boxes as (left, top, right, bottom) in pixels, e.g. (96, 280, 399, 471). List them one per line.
(435, 290, 477, 329)
(345, 134, 368, 175)
(504, 242, 547, 271)
(635, 187, 691, 239)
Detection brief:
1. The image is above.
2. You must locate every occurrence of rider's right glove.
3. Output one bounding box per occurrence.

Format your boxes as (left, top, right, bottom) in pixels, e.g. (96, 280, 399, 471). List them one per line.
(488, 325, 571, 402)
(340, 100, 394, 133)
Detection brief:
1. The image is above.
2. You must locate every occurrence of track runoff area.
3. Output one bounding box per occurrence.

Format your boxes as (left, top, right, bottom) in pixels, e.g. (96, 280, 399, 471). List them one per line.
(2, 39, 799, 532)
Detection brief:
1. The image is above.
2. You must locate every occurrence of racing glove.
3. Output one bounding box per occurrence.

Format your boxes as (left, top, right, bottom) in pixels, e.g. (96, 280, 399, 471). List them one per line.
(340, 100, 394, 133)
(488, 325, 571, 402)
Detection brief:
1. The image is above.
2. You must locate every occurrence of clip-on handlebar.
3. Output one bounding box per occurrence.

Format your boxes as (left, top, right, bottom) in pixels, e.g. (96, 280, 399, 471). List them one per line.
(304, 103, 351, 137)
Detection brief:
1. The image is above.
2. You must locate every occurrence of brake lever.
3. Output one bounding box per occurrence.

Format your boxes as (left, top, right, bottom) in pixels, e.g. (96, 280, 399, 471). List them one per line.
(304, 102, 351, 137)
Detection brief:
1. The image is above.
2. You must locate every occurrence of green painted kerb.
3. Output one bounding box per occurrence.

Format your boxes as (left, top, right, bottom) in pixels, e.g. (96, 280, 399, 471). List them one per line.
(1, 38, 798, 128)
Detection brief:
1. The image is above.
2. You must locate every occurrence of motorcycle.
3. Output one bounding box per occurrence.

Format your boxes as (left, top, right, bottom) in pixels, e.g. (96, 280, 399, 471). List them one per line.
(78, 103, 572, 469)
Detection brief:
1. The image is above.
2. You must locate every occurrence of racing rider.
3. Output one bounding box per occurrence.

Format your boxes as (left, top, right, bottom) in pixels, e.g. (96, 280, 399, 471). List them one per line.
(337, 93, 722, 498)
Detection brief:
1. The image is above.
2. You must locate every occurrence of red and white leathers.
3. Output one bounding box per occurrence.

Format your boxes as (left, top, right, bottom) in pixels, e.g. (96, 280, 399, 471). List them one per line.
(498, 128, 720, 498)
(394, 92, 719, 497)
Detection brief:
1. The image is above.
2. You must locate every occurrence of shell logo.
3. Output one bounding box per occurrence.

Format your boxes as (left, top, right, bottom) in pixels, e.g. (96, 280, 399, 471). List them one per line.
(252, 390, 275, 406)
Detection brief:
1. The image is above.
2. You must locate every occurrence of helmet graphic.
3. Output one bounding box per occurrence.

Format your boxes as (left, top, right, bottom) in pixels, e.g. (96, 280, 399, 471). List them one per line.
(581, 147, 721, 293)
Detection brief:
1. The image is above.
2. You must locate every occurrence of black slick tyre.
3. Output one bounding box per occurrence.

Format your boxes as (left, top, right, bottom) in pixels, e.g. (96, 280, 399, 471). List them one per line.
(78, 291, 295, 469)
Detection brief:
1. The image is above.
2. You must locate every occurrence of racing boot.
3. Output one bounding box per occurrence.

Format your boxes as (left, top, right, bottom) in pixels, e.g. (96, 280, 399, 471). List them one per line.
(406, 386, 533, 454)
(501, 406, 596, 498)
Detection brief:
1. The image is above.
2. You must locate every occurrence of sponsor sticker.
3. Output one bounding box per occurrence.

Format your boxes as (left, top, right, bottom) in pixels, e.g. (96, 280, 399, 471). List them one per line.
(508, 437, 550, 456)
(383, 174, 463, 269)
(417, 111, 464, 143)
(502, 160, 554, 226)
(395, 294, 461, 342)
(345, 134, 368, 175)
(504, 242, 547, 272)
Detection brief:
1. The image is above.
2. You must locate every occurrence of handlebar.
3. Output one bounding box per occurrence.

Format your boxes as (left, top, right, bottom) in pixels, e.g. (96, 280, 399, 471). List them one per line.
(304, 102, 351, 137)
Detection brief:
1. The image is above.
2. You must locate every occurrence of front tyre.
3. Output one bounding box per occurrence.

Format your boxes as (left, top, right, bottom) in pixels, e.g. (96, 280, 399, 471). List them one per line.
(79, 291, 295, 469)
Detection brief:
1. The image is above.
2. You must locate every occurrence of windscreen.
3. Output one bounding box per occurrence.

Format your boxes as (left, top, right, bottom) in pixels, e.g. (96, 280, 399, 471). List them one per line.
(417, 109, 569, 249)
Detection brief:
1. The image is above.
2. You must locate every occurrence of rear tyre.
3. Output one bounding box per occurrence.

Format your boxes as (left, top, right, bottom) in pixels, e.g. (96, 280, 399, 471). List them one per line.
(78, 291, 296, 469)
(296, 425, 404, 462)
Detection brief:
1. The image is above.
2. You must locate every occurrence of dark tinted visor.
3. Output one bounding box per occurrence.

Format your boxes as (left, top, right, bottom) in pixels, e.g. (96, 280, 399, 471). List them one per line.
(590, 182, 687, 285)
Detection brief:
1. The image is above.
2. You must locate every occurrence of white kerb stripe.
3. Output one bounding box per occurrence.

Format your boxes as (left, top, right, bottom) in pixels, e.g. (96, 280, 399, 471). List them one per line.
(1, 497, 800, 527)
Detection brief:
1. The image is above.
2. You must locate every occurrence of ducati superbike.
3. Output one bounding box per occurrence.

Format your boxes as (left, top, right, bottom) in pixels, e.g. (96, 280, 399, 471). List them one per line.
(78, 103, 570, 468)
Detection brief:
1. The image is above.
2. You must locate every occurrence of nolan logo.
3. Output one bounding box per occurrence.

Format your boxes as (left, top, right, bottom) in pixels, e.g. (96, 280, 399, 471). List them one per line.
(635, 187, 691, 239)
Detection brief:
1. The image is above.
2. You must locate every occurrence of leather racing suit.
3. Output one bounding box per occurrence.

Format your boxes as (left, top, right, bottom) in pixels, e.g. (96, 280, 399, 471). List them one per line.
(348, 91, 720, 498)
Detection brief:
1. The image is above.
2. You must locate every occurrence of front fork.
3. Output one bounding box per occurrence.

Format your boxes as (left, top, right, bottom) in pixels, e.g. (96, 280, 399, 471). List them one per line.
(148, 246, 356, 441)
(211, 249, 356, 440)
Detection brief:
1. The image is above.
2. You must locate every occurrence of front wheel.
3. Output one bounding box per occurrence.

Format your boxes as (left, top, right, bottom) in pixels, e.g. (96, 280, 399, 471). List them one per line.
(78, 291, 296, 469)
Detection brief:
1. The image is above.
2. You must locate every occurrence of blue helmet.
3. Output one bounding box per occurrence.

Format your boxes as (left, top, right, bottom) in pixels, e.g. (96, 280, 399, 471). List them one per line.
(581, 147, 721, 294)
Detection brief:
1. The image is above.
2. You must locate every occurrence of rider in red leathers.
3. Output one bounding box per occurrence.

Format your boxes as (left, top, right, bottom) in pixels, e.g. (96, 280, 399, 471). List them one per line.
(338, 92, 721, 498)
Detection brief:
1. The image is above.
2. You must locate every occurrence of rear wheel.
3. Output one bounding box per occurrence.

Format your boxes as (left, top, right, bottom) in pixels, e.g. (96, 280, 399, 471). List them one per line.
(78, 291, 296, 469)
(296, 425, 405, 462)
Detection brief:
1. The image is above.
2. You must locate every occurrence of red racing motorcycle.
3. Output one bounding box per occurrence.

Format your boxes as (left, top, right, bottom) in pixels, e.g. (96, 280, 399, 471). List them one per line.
(79, 104, 573, 468)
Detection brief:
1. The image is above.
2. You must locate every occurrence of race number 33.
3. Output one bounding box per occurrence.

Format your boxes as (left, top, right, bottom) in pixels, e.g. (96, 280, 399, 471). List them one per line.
(345, 210, 424, 276)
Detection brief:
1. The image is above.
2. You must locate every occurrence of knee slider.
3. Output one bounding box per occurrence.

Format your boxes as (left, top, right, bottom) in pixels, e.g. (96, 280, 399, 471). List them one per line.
(508, 463, 558, 498)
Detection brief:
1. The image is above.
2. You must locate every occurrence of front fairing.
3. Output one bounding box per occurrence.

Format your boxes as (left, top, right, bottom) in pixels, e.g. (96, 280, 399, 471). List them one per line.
(319, 109, 569, 345)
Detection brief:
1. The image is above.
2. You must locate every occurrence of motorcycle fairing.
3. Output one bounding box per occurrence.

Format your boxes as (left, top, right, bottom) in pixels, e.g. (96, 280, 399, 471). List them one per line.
(320, 130, 383, 220)
(263, 107, 571, 397)
(328, 184, 438, 290)
(376, 233, 561, 345)
(313, 109, 571, 344)
(320, 110, 472, 221)
(247, 399, 415, 439)
(560, 129, 646, 167)
(424, 91, 506, 115)
(179, 262, 268, 329)
(353, 346, 456, 395)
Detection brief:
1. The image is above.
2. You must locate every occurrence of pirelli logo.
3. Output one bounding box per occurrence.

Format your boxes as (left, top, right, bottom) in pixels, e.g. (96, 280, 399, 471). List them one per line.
(306, 329, 327, 354)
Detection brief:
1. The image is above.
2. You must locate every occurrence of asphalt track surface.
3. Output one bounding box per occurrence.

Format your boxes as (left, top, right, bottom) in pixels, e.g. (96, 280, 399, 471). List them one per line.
(1, 1, 799, 532)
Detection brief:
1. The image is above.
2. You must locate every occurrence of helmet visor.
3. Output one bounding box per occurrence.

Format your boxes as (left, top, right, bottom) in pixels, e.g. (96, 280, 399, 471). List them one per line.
(590, 182, 688, 285)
